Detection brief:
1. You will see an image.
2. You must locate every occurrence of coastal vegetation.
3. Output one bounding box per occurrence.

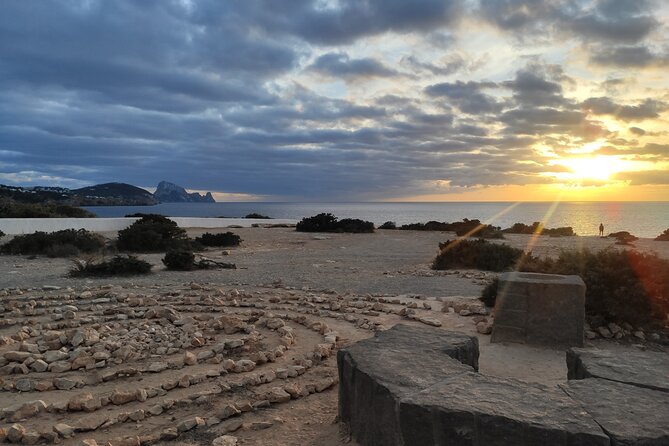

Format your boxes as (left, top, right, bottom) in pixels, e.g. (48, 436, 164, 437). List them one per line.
(656, 229, 669, 241)
(162, 250, 236, 271)
(0, 229, 105, 257)
(433, 239, 523, 272)
(502, 222, 575, 237)
(195, 232, 242, 247)
(69, 255, 152, 277)
(399, 219, 504, 239)
(462, 241, 669, 326)
(0, 198, 95, 218)
(296, 213, 374, 233)
(379, 221, 397, 229)
(116, 214, 190, 252)
(245, 213, 271, 219)
(608, 231, 638, 245)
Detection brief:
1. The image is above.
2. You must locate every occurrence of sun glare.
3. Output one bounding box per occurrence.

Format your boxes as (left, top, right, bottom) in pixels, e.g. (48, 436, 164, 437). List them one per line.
(554, 156, 631, 182)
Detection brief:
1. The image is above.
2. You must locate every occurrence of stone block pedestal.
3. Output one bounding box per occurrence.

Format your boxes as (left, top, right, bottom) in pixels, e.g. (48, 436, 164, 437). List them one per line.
(491, 272, 585, 347)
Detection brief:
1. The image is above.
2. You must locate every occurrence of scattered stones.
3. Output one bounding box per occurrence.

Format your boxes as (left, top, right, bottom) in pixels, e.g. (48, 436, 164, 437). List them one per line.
(212, 435, 238, 446)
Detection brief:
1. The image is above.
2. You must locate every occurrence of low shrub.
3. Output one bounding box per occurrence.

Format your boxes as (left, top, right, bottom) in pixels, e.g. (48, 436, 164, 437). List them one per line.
(432, 239, 525, 272)
(480, 278, 499, 307)
(0, 199, 96, 218)
(163, 250, 236, 271)
(0, 230, 4, 238)
(399, 219, 503, 238)
(69, 255, 152, 277)
(502, 222, 575, 237)
(379, 221, 397, 230)
(655, 229, 669, 241)
(296, 213, 375, 233)
(0, 229, 105, 256)
(608, 231, 638, 245)
(245, 213, 271, 219)
(117, 215, 189, 252)
(479, 248, 669, 327)
(337, 218, 375, 233)
(195, 232, 242, 247)
(162, 250, 196, 270)
(45, 244, 81, 258)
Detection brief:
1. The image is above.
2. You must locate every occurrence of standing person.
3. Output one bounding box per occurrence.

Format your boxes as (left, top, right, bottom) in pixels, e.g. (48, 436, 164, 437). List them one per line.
(599, 222, 604, 237)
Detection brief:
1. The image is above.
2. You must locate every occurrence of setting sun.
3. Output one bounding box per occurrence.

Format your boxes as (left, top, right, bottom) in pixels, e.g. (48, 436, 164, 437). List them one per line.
(550, 156, 636, 183)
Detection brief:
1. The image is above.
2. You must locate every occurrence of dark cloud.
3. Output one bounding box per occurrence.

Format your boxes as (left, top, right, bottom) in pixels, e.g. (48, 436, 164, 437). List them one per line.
(424, 81, 501, 114)
(589, 45, 669, 67)
(259, 0, 464, 45)
(629, 127, 646, 136)
(503, 67, 567, 107)
(309, 52, 400, 80)
(582, 97, 668, 121)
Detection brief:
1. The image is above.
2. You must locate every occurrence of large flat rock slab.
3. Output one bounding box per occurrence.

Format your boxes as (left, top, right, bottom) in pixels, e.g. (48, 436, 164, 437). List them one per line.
(567, 348, 669, 393)
(562, 378, 669, 446)
(338, 324, 479, 446)
(338, 324, 614, 446)
(401, 372, 609, 446)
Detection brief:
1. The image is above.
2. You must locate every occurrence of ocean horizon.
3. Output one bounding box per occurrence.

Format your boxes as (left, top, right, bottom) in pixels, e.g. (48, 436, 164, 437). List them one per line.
(84, 201, 669, 239)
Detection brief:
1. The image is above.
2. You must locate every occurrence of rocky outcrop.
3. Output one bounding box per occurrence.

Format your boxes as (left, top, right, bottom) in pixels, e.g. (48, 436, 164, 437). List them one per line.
(338, 324, 478, 446)
(562, 379, 669, 445)
(566, 347, 669, 393)
(153, 181, 215, 203)
(339, 325, 669, 446)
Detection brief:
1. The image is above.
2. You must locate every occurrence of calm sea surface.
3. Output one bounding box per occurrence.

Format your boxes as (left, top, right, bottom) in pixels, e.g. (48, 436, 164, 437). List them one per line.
(85, 202, 668, 238)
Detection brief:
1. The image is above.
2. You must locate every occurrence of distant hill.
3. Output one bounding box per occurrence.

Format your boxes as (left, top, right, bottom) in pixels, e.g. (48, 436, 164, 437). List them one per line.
(0, 182, 157, 206)
(0, 180, 215, 207)
(153, 181, 215, 203)
(72, 183, 158, 205)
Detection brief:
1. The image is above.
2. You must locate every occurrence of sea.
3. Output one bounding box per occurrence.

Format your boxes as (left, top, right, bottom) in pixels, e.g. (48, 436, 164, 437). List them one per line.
(83, 202, 668, 239)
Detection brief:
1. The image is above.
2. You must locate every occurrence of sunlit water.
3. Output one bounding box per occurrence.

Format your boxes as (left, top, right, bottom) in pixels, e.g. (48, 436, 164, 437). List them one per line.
(85, 202, 668, 238)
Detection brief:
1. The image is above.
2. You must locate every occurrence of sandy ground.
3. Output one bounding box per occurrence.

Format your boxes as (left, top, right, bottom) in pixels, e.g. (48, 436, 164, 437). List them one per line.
(0, 229, 667, 446)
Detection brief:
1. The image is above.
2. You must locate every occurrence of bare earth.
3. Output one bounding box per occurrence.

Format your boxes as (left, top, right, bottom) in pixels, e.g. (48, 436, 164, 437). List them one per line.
(0, 228, 667, 446)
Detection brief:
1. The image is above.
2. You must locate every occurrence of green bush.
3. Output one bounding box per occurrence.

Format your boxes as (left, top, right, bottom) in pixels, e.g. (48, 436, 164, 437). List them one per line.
(479, 248, 669, 327)
(502, 222, 575, 237)
(296, 213, 374, 233)
(337, 218, 375, 233)
(655, 229, 669, 241)
(162, 250, 196, 270)
(0, 229, 105, 256)
(162, 250, 237, 271)
(399, 219, 503, 238)
(607, 231, 638, 245)
(195, 232, 242, 247)
(245, 213, 271, 219)
(379, 221, 397, 229)
(432, 239, 525, 272)
(0, 199, 95, 218)
(117, 215, 189, 252)
(480, 278, 499, 307)
(69, 255, 152, 277)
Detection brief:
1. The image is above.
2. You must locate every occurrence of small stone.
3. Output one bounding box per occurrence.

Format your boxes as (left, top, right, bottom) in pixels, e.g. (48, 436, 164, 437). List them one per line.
(53, 423, 75, 438)
(128, 409, 145, 421)
(53, 378, 77, 390)
(7, 424, 26, 443)
(15, 378, 36, 392)
(147, 361, 168, 373)
(177, 417, 205, 432)
(217, 404, 240, 419)
(30, 360, 48, 373)
(111, 389, 136, 405)
(265, 387, 291, 403)
(212, 435, 238, 446)
(476, 321, 492, 335)
(184, 351, 197, 365)
(597, 326, 613, 338)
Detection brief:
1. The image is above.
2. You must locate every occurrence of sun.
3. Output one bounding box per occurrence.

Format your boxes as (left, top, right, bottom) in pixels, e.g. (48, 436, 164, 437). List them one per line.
(553, 156, 631, 182)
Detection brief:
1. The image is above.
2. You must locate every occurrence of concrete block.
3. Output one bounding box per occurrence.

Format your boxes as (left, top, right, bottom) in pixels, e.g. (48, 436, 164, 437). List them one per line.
(492, 272, 585, 347)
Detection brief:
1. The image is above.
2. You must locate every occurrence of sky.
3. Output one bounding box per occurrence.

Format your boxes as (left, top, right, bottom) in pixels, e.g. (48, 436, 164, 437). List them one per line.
(1, 0, 668, 202)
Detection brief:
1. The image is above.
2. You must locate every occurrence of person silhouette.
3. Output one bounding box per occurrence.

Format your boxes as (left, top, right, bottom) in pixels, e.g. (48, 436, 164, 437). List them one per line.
(599, 222, 604, 237)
